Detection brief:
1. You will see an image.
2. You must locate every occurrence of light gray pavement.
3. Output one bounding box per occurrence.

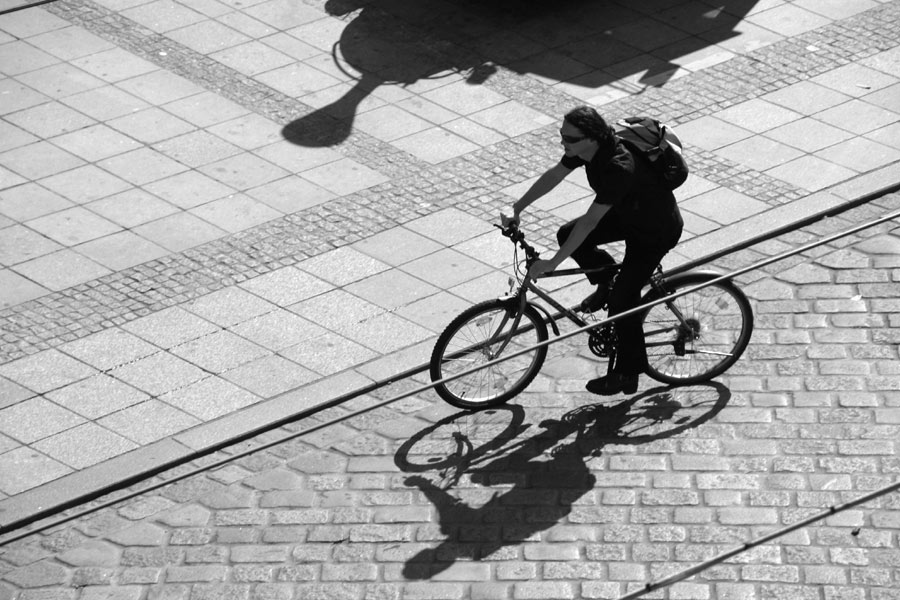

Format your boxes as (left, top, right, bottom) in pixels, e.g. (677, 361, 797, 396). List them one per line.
(0, 0, 898, 552)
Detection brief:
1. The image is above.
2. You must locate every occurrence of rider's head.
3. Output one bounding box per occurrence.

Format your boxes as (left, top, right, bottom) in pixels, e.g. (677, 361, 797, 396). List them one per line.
(561, 106, 615, 160)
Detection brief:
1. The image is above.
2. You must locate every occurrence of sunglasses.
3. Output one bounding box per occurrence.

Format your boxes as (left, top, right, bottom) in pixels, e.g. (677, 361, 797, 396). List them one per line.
(560, 133, 587, 144)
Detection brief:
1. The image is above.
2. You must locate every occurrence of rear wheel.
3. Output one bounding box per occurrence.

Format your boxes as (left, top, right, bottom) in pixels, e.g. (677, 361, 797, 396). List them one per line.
(641, 274, 753, 385)
(430, 300, 548, 410)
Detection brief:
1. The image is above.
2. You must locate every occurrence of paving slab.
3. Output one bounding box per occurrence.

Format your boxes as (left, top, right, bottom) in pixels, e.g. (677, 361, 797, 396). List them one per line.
(0, 0, 898, 578)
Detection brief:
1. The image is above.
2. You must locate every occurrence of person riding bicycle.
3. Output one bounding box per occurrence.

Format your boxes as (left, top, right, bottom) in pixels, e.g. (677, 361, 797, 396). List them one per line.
(501, 106, 684, 396)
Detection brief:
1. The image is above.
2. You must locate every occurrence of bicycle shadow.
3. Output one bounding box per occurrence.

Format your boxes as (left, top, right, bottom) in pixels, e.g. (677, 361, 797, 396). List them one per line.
(398, 382, 731, 579)
(282, 0, 760, 147)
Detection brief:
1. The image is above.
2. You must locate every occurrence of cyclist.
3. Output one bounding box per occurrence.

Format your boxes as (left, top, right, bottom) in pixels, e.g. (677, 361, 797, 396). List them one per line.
(501, 106, 683, 396)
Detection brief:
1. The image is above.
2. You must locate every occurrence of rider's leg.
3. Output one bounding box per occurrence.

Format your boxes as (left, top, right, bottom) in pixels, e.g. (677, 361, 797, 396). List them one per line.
(557, 215, 623, 312)
(586, 242, 670, 395)
(556, 215, 622, 285)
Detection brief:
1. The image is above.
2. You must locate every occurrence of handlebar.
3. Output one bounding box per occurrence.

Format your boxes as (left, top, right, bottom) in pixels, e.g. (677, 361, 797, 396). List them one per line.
(494, 222, 540, 264)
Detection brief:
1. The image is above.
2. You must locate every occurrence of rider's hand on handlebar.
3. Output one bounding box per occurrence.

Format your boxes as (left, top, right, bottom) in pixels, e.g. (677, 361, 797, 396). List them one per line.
(500, 210, 519, 229)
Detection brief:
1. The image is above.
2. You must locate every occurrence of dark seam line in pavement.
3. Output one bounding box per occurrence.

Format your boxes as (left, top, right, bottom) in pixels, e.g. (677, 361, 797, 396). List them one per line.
(0, 0, 56, 16)
(2, 186, 898, 543)
(0, 1, 896, 362)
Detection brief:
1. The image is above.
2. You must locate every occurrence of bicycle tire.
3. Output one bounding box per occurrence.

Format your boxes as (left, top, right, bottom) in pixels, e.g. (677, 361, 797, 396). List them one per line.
(640, 273, 753, 385)
(394, 405, 526, 473)
(430, 299, 548, 409)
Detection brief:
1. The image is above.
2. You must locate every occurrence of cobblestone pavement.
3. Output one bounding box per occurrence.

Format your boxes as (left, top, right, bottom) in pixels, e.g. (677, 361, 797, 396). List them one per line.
(1, 0, 900, 562)
(1, 194, 899, 599)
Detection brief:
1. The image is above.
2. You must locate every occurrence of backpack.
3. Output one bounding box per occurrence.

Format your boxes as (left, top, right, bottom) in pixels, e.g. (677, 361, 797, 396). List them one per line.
(614, 116, 689, 190)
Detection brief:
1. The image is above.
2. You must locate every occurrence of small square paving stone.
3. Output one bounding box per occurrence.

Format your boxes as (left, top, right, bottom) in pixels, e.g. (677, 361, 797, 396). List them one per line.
(170, 330, 270, 374)
(34, 422, 137, 469)
(0, 397, 86, 444)
(46, 374, 150, 419)
(11, 249, 111, 291)
(109, 351, 208, 397)
(0, 349, 97, 394)
(97, 399, 200, 445)
(297, 246, 392, 287)
(160, 376, 261, 420)
(0, 447, 71, 495)
(222, 354, 318, 398)
(123, 306, 219, 349)
(186, 286, 278, 327)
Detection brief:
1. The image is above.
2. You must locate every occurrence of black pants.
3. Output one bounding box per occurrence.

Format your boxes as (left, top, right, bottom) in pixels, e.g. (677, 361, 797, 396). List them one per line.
(557, 213, 679, 376)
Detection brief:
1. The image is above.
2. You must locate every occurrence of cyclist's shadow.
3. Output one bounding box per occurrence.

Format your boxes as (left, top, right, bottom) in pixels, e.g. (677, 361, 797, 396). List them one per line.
(399, 382, 731, 579)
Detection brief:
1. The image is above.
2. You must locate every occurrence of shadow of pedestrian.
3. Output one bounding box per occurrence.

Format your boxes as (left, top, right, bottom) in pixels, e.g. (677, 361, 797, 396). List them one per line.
(397, 382, 730, 579)
(282, 0, 759, 147)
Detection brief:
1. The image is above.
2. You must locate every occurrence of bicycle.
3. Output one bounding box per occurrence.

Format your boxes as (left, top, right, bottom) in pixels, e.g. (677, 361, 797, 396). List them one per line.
(429, 223, 754, 410)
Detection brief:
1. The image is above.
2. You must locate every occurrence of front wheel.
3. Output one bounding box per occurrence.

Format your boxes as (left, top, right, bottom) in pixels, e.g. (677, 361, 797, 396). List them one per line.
(641, 273, 753, 385)
(430, 299, 548, 410)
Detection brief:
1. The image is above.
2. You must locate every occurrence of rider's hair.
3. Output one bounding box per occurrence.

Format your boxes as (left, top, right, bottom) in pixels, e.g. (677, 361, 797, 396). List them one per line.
(564, 106, 615, 148)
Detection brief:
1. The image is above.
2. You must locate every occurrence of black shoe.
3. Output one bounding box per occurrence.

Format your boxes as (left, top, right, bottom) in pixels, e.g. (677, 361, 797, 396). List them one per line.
(585, 373, 638, 395)
(579, 282, 611, 313)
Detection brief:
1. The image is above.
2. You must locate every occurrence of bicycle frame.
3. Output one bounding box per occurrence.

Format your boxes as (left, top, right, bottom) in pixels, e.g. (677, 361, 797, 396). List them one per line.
(491, 224, 694, 358)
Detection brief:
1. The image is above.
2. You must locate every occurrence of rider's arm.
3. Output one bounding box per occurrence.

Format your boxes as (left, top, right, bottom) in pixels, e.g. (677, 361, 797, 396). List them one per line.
(505, 162, 572, 223)
(542, 202, 611, 271)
